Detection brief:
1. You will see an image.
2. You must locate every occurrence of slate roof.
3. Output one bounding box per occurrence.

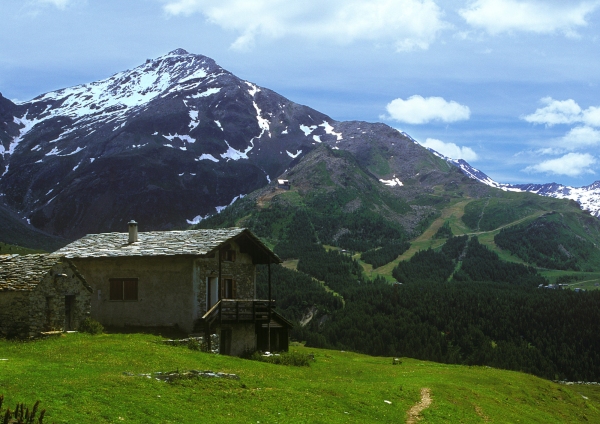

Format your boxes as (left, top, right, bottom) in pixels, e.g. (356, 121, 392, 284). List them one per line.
(0, 254, 63, 292)
(54, 227, 274, 259)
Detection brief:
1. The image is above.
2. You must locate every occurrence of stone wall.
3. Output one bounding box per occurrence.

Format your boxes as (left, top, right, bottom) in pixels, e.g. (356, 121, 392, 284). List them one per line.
(228, 323, 256, 356)
(0, 291, 29, 337)
(193, 240, 257, 318)
(0, 261, 91, 338)
(29, 261, 92, 335)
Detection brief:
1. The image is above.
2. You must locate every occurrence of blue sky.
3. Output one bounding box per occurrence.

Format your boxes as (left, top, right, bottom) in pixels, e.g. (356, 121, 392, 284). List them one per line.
(1, 0, 600, 187)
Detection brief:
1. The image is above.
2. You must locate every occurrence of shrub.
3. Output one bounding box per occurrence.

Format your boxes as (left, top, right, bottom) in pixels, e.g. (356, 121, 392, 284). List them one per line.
(0, 394, 47, 423)
(247, 351, 313, 367)
(79, 318, 104, 335)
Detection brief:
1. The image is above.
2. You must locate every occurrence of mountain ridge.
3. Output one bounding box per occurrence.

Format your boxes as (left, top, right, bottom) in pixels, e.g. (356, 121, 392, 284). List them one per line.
(427, 148, 600, 218)
(0, 48, 598, 246)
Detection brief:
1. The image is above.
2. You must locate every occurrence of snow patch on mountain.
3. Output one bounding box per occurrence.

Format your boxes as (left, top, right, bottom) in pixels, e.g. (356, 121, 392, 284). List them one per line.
(253, 101, 271, 138)
(196, 154, 219, 162)
(431, 147, 600, 218)
(380, 176, 403, 187)
(221, 140, 253, 161)
(190, 87, 221, 98)
(3, 114, 44, 157)
(319, 121, 343, 141)
(163, 133, 196, 144)
(246, 82, 260, 97)
(300, 124, 317, 136)
(286, 149, 302, 158)
(188, 110, 199, 130)
(17, 50, 220, 140)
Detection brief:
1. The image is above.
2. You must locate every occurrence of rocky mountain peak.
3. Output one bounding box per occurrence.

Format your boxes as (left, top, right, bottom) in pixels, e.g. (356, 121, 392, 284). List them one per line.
(168, 48, 190, 55)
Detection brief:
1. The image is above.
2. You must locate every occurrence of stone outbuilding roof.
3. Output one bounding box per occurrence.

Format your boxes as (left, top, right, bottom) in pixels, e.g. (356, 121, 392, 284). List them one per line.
(54, 227, 281, 263)
(0, 254, 83, 292)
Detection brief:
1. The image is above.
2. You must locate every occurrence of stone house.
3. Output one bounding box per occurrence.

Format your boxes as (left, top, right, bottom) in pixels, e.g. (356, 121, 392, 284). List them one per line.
(0, 254, 92, 338)
(54, 223, 292, 355)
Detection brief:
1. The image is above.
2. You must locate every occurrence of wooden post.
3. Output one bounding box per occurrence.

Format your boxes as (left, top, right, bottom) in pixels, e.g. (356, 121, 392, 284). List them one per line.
(218, 248, 222, 301)
(268, 259, 271, 353)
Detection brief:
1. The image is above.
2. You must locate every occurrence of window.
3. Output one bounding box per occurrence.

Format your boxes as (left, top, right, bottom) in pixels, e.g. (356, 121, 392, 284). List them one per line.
(220, 278, 236, 299)
(109, 278, 138, 301)
(223, 249, 236, 262)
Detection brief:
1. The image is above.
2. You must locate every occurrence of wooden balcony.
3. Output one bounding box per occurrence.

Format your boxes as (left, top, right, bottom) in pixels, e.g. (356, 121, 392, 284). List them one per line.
(201, 299, 274, 328)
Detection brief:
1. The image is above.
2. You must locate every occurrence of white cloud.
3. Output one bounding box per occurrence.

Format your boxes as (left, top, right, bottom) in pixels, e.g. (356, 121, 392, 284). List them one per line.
(524, 153, 597, 177)
(561, 126, 600, 148)
(523, 98, 582, 125)
(421, 138, 478, 161)
(163, 0, 448, 51)
(459, 0, 600, 36)
(523, 97, 600, 127)
(385, 95, 471, 124)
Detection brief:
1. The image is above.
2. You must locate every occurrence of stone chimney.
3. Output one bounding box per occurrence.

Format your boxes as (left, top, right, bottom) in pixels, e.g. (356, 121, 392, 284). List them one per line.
(128, 220, 138, 243)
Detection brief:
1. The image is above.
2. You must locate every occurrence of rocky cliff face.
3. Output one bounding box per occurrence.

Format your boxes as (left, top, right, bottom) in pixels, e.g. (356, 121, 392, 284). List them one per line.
(3, 48, 596, 242)
(0, 50, 340, 238)
(1, 49, 471, 240)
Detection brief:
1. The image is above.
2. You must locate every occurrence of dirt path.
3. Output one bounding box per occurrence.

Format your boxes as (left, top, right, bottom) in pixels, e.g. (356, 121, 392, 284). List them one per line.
(406, 387, 432, 424)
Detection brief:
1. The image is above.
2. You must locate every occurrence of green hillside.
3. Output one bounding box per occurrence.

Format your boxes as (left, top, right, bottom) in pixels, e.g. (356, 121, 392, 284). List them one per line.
(193, 144, 600, 382)
(0, 333, 598, 423)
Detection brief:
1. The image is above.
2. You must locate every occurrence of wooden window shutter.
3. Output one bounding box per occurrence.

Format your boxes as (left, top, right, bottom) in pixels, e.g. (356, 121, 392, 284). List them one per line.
(109, 279, 123, 300)
(232, 279, 237, 299)
(123, 279, 138, 301)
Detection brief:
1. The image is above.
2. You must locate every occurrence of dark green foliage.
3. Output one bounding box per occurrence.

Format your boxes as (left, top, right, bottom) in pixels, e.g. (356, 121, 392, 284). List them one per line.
(256, 264, 343, 323)
(441, 235, 468, 260)
(297, 248, 365, 295)
(433, 221, 453, 239)
(304, 278, 600, 381)
(454, 237, 547, 286)
(0, 395, 46, 424)
(272, 209, 318, 259)
(78, 318, 103, 335)
(265, 235, 600, 381)
(360, 240, 410, 268)
(495, 214, 600, 271)
(392, 249, 455, 284)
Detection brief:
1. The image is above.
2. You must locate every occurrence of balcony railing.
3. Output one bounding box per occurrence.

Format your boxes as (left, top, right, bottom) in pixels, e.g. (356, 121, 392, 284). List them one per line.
(201, 299, 274, 328)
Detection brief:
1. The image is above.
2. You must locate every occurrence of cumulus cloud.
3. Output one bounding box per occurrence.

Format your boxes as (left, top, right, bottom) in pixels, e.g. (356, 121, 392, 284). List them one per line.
(524, 153, 597, 177)
(421, 138, 478, 161)
(459, 0, 600, 37)
(384, 95, 471, 124)
(163, 0, 448, 51)
(523, 97, 600, 127)
(561, 126, 600, 148)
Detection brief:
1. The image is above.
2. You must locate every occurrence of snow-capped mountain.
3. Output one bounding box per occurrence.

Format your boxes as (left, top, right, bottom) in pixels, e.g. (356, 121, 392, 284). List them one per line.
(1, 49, 434, 239)
(440, 154, 600, 218)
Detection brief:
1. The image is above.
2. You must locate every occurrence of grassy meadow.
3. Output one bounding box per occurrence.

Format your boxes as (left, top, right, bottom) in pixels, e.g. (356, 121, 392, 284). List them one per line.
(0, 333, 598, 423)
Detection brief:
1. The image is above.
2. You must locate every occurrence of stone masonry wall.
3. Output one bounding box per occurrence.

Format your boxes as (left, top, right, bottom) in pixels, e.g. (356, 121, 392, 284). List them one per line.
(193, 240, 256, 318)
(0, 261, 91, 338)
(0, 292, 30, 337)
(29, 262, 92, 335)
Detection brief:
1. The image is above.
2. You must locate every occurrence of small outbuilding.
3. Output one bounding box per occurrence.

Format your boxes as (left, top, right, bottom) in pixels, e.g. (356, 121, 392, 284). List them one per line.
(0, 254, 92, 338)
(277, 179, 291, 190)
